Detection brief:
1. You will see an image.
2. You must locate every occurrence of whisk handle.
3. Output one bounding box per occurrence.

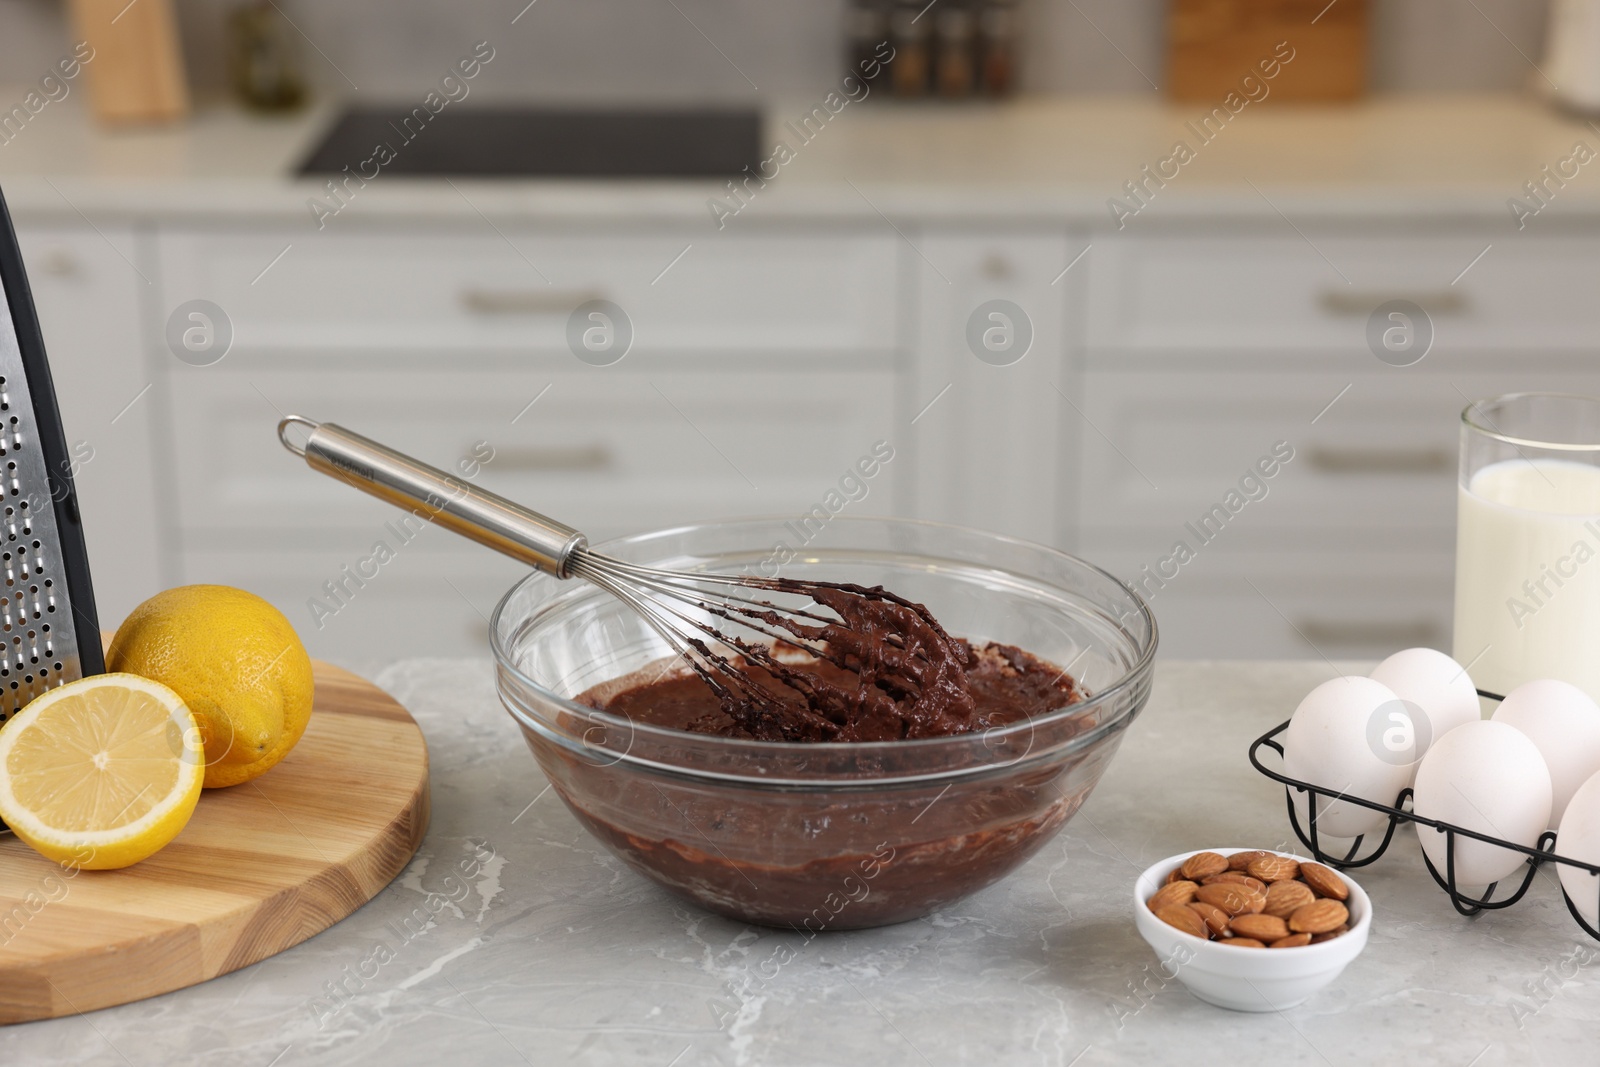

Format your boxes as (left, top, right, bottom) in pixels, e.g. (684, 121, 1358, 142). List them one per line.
(277, 417, 587, 578)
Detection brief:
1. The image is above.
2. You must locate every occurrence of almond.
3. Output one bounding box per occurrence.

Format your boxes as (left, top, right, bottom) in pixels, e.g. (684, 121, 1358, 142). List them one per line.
(1246, 855, 1301, 883)
(1165, 866, 1186, 886)
(1188, 901, 1232, 938)
(1146, 880, 1199, 912)
(1228, 850, 1272, 871)
(1230, 913, 1289, 942)
(1194, 883, 1255, 915)
(1289, 899, 1349, 934)
(1203, 872, 1267, 894)
(1263, 880, 1316, 919)
(1241, 887, 1267, 915)
(1220, 937, 1266, 947)
(1300, 862, 1349, 901)
(1180, 851, 1229, 881)
(1156, 904, 1209, 939)
(1311, 925, 1350, 944)
(1270, 933, 1313, 948)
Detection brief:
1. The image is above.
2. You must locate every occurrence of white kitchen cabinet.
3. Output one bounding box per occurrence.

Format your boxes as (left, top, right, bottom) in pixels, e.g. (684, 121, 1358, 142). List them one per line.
(1076, 367, 1600, 539)
(1079, 541, 1454, 660)
(166, 365, 902, 656)
(906, 229, 1079, 547)
(18, 210, 1595, 666)
(156, 227, 898, 357)
(168, 363, 902, 539)
(1088, 233, 1600, 355)
(14, 225, 165, 631)
(184, 541, 527, 665)
(154, 222, 907, 657)
(1077, 225, 1600, 659)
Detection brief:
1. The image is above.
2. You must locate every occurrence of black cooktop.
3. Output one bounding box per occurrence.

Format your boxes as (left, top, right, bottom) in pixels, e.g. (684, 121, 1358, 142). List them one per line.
(298, 106, 763, 179)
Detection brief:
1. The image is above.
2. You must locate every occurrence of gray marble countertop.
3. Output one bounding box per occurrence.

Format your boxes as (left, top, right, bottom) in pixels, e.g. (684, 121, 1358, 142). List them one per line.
(4, 658, 1596, 1066)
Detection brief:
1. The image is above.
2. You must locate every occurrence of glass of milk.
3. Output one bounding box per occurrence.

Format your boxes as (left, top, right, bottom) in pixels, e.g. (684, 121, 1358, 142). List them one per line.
(1454, 393, 1600, 702)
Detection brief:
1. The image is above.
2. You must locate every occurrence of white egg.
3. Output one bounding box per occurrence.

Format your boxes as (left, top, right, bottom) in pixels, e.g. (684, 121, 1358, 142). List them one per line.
(1369, 648, 1482, 780)
(1284, 676, 1414, 839)
(1413, 720, 1552, 888)
(1556, 769, 1600, 930)
(1492, 679, 1600, 828)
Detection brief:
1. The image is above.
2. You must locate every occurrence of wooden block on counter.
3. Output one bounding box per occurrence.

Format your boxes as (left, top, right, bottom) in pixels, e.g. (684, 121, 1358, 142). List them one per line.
(1168, 0, 1368, 102)
(67, 0, 190, 125)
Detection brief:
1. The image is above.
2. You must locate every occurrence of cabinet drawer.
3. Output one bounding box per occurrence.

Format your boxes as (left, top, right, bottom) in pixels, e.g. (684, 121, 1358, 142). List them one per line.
(907, 230, 1075, 546)
(1075, 369, 1600, 536)
(184, 544, 525, 663)
(14, 225, 167, 627)
(1082, 544, 1453, 660)
(169, 367, 902, 541)
(157, 228, 897, 356)
(1087, 235, 1600, 353)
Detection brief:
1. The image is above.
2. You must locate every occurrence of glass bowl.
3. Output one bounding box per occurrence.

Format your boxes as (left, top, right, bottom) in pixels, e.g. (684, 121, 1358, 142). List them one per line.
(492, 517, 1157, 929)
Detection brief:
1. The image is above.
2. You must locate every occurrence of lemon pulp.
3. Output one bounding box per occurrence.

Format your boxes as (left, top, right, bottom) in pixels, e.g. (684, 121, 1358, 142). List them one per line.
(0, 674, 204, 869)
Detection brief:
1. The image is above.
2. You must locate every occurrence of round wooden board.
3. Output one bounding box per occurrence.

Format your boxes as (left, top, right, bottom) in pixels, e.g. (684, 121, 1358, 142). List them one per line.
(0, 661, 430, 1025)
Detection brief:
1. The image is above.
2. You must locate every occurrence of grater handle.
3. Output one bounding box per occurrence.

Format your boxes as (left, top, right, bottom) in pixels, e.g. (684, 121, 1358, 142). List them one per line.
(277, 417, 588, 578)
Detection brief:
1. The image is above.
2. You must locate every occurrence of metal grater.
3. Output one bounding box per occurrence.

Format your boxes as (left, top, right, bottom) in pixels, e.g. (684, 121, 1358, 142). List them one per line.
(0, 187, 104, 733)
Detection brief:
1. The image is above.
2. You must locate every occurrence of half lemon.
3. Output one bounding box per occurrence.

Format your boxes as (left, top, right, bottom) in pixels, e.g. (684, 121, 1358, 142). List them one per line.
(0, 674, 205, 869)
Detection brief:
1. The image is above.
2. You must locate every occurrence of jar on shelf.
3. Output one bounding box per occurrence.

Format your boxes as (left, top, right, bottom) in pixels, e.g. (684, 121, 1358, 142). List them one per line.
(228, 0, 307, 112)
(890, 1, 932, 97)
(846, 0, 892, 87)
(935, 2, 978, 98)
(978, 0, 1019, 97)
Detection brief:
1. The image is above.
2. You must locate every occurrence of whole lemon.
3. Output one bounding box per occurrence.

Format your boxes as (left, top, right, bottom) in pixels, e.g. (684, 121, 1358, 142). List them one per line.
(106, 585, 314, 789)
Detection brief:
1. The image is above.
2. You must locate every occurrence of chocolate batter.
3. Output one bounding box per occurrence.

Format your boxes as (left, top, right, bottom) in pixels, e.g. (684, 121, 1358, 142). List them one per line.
(538, 582, 1103, 929)
(586, 638, 1082, 742)
(579, 581, 1084, 744)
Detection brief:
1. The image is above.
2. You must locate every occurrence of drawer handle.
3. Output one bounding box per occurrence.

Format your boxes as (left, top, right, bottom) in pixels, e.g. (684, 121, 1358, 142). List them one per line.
(482, 445, 613, 472)
(1296, 619, 1442, 647)
(36, 249, 81, 278)
(1305, 445, 1452, 475)
(1318, 290, 1468, 316)
(980, 253, 1013, 280)
(460, 288, 605, 315)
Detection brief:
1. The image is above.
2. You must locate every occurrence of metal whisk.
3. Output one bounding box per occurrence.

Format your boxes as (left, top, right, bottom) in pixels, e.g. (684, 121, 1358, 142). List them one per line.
(276, 418, 930, 715)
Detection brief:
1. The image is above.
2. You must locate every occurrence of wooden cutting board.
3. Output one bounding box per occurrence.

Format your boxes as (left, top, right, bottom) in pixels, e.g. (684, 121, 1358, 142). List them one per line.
(0, 662, 429, 1024)
(1168, 0, 1369, 102)
(67, 0, 191, 125)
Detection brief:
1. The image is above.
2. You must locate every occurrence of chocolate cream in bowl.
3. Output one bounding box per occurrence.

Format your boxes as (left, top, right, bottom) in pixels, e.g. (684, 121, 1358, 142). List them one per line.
(558, 581, 1097, 928)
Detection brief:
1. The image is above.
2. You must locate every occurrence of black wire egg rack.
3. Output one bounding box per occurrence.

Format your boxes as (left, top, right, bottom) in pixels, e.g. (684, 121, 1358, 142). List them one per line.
(1248, 690, 1600, 943)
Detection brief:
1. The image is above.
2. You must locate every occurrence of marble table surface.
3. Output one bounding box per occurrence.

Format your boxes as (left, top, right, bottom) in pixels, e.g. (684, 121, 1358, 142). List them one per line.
(3, 658, 1597, 1066)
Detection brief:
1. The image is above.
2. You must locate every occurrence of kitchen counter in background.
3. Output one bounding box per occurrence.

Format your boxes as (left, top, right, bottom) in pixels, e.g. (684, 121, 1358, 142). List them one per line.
(2, 659, 1593, 1065)
(2, 93, 1600, 222)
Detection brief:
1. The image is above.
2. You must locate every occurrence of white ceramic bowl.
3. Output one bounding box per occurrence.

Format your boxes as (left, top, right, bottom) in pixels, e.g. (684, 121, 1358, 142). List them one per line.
(1132, 848, 1372, 1012)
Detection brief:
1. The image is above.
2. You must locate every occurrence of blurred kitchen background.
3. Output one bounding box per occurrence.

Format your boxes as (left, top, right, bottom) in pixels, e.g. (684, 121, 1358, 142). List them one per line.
(0, 0, 1559, 98)
(0, 0, 1596, 669)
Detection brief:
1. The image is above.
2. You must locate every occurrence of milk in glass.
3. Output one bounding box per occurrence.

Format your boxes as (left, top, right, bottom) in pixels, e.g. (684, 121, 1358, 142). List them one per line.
(1453, 457, 1600, 702)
